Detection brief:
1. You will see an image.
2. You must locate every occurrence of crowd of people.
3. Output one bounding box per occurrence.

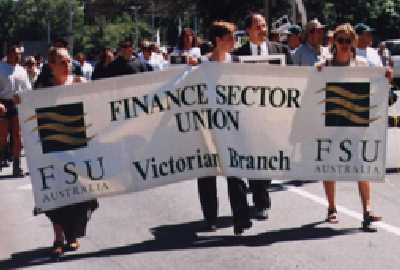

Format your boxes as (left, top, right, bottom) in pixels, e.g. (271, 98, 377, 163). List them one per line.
(0, 12, 394, 258)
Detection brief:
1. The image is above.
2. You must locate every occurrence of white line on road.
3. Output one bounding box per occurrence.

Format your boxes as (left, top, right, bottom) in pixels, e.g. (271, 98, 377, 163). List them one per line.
(279, 182, 400, 237)
(18, 184, 32, 190)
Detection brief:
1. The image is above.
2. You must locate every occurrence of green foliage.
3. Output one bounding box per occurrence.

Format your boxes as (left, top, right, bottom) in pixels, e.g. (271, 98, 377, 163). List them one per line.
(1, 0, 400, 54)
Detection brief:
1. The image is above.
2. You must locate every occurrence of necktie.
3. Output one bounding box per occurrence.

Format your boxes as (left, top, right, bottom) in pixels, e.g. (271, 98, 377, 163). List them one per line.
(257, 45, 261, 55)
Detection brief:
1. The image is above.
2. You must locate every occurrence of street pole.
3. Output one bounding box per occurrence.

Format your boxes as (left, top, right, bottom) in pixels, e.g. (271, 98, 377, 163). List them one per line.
(291, 0, 297, 24)
(134, 8, 139, 48)
(68, 1, 74, 54)
(264, 0, 271, 29)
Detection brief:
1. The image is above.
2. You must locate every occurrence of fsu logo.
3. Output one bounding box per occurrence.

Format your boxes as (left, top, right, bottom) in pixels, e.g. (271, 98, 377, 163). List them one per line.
(26, 102, 93, 154)
(319, 82, 379, 127)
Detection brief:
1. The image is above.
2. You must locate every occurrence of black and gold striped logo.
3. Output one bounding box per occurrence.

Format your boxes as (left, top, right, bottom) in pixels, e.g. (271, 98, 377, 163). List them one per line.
(318, 82, 379, 127)
(25, 103, 93, 154)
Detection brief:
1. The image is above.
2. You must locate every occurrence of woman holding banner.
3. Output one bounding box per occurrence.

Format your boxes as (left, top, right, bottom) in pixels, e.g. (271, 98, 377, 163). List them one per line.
(172, 28, 202, 65)
(36, 46, 99, 258)
(197, 21, 252, 236)
(316, 23, 382, 232)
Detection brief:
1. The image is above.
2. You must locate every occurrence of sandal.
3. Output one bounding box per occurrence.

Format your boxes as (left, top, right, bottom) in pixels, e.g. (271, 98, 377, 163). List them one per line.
(325, 208, 339, 224)
(51, 240, 64, 258)
(362, 211, 382, 232)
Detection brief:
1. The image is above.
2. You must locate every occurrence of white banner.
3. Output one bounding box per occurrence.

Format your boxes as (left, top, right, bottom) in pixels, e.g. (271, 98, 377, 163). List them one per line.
(19, 63, 390, 212)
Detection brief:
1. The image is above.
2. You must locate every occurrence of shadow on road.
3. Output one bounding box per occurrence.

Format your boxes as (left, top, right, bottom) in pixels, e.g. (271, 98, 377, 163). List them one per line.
(0, 218, 359, 269)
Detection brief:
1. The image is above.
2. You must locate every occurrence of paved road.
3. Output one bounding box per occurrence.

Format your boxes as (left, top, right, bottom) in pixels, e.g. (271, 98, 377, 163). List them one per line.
(0, 158, 400, 270)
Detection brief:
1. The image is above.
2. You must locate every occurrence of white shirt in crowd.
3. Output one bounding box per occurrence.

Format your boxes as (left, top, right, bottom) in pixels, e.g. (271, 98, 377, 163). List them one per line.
(80, 61, 94, 81)
(356, 47, 383, 67)
(0, 63, 32, 99)
(250, 41, 268, 56)
(172, 47, 202, 59)
(138, 52, 169, 71)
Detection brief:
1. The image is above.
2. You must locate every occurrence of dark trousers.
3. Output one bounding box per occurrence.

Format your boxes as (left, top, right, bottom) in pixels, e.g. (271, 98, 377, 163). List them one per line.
(248, 179, 271, 210)
(197, 176, 250, 226)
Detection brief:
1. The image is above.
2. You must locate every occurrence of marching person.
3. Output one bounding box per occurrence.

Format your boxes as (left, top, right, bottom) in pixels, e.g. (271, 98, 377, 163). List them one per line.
(198, 21, 252, 235)
(74, 52, 94, 81)
(36, 47, 99, 257)
(355, 23, 383, 67)
(286, 25, 302, 56)
(233, 13, 292, 220)
(0, 45, 31, 176)
(172, 28, 202, 65)
(92, 47, 115, 80)
(106, 39, 148, 78)
(293, 19, 326, 66)
(316, 23, 383, 232)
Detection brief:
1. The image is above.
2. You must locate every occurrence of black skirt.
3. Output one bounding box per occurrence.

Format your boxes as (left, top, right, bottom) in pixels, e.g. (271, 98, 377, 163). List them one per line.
(45, 200, 98, 240)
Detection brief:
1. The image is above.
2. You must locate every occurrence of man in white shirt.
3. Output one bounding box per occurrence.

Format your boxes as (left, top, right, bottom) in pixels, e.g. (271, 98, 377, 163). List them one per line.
(355, 23, 383, 67)
(0, 45, 31, 176)
(74, 52, 94, 81)
(233, 13, 292, 221)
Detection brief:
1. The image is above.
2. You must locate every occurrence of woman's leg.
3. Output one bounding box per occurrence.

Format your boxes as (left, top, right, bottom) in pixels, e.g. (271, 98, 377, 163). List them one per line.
(323, 180, 336, 210)
(323, 180, 338, 223)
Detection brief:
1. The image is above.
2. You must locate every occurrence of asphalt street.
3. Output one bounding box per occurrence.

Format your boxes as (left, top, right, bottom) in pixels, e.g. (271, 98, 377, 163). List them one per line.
(0, 157, 400, 270)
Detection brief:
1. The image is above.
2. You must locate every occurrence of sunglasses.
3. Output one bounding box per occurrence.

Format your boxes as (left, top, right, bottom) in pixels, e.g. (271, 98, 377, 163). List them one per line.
(336, 37, 352, 45)
(309, 28, 323, 34)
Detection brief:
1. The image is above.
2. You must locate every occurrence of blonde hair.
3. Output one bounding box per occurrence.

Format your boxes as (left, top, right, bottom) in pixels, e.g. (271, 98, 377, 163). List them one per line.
(333, 23, 358, 47)
(48, 47, 69, 64)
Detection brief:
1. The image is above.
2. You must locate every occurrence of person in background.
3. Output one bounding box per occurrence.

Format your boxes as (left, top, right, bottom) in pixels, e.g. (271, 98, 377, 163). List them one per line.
(378, 42, 392, 67)
(138, 40, 168, 71)
(326, 30, 335, 50)
(0, 45, 31, 176)
(105, 39, 148, 78)
(74, 52, 94, 81)
(197, 21, 252, 236)
(316, 23, 383, 232)
(34, 54, 44, 71)
(24, 56, 39, 85)
(92, 47, 115, 80)
(355, 23, 383, 67)
(172, 28, 202, 65)
(37, 47, 98, 257)
(293, 19, 325, 66)
(286, 24, 302, 55)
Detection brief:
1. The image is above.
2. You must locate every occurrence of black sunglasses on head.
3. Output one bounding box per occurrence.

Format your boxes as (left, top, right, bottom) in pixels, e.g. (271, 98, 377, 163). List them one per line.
(336, 37, 352, 45)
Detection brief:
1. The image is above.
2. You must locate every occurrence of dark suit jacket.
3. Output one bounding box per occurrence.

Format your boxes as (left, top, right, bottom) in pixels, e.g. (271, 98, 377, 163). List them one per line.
(233, 41, 293, 65)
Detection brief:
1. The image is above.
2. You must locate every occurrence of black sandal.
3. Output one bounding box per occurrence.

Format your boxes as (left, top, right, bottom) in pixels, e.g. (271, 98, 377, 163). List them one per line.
(51, 240, 64, 259)
(362, 211, 382, 232)
(325, 208, 338, 224)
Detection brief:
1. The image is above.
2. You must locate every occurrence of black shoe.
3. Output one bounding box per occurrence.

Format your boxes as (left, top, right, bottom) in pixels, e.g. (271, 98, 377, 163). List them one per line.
(361, 211, 382, 232)
(51, 241, 64, 259)
(233, 220, 252, 236)
(13, 168, 24, 177)
(202, 221, 217, 232)
(253, 208, 268, 220)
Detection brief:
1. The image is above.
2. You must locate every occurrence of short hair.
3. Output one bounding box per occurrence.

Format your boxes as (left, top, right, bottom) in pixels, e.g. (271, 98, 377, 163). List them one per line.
(48, 47, 69, 64)
(209, 21, 236, 47)
(75, 52, 86, 60)
(119, 39, 133, 48)
(177, 28, 199, 50)
(244, 13, 265, 30)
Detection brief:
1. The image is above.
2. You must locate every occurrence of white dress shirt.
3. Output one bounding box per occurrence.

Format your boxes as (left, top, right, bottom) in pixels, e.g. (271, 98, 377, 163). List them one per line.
(250, 41, 269, 56)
